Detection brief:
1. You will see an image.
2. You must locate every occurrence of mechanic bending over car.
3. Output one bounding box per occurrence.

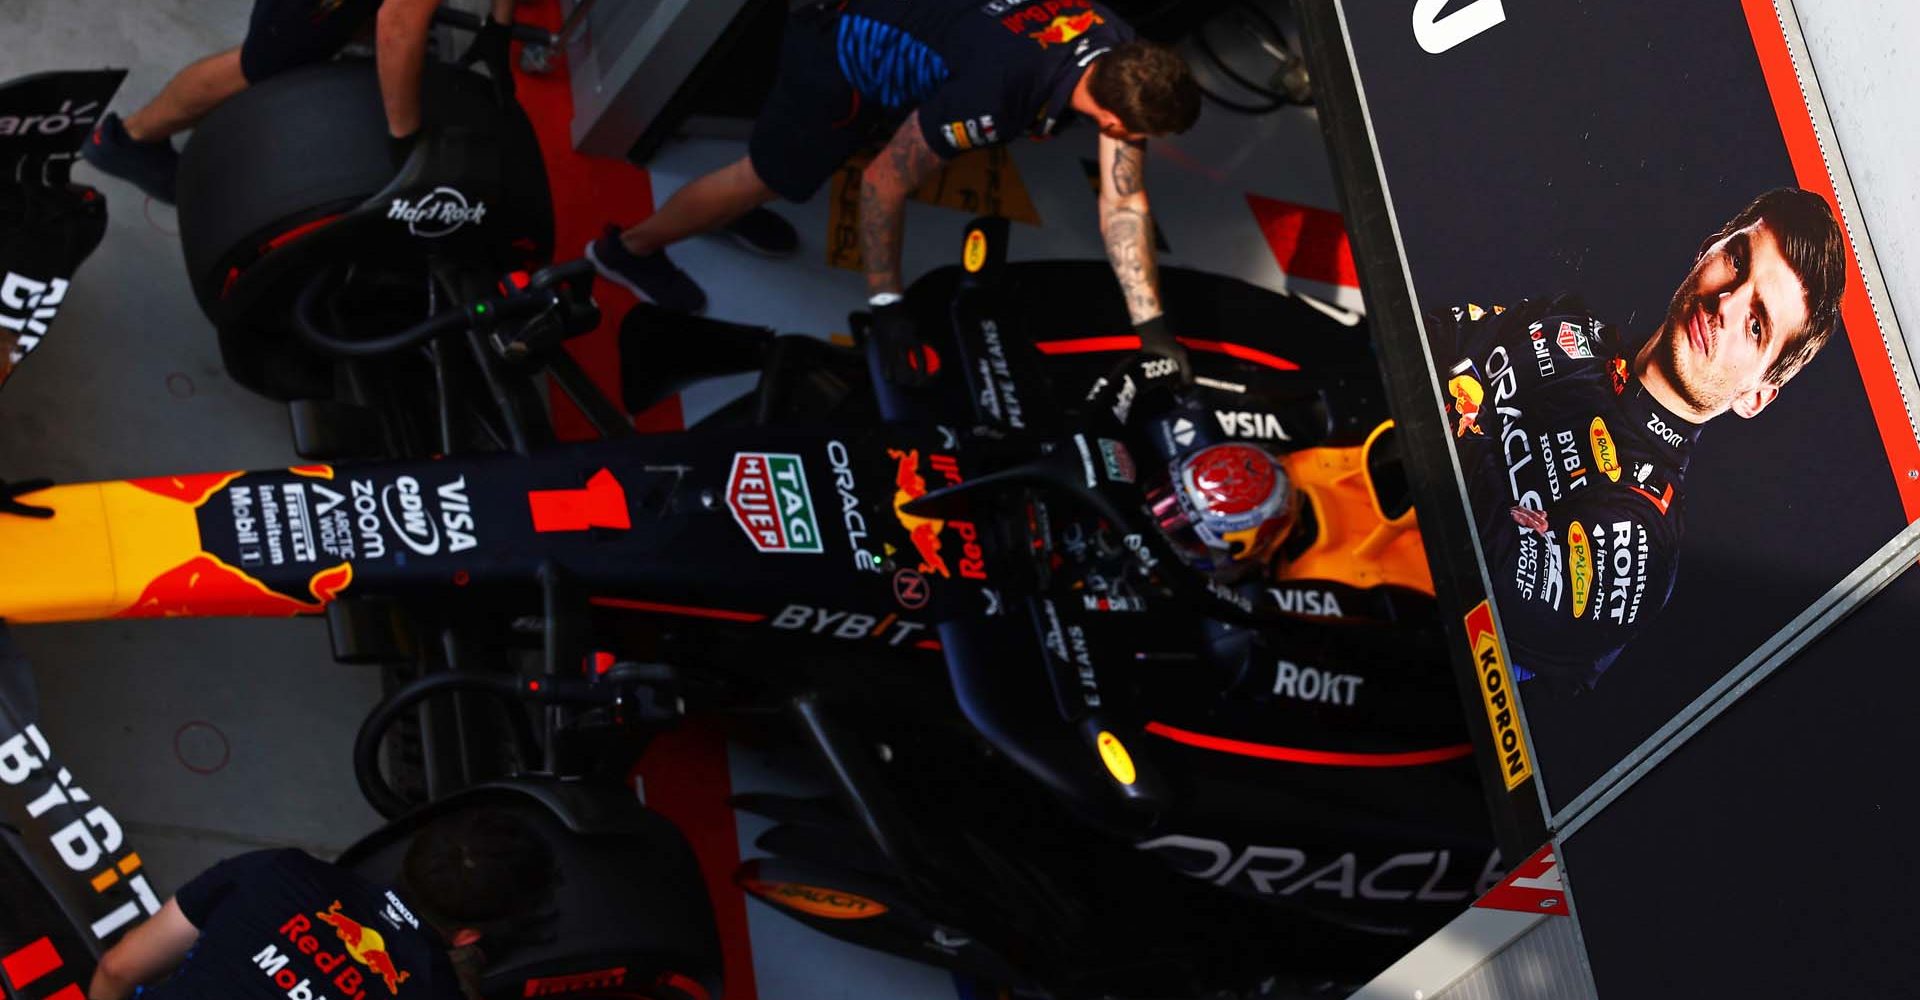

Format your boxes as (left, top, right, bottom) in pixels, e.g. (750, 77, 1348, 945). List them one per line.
(85, 809, 554, 1000)
(586, 0, 1202, 384)
(80, 0, 520, 206)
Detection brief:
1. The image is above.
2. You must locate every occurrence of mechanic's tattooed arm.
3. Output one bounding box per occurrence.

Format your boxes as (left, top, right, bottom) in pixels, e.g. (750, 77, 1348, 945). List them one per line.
(1098, 135, 1163, 324)
(860, 112, 945, 297)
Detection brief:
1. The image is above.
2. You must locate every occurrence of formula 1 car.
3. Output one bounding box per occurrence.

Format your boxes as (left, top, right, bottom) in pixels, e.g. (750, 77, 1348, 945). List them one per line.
(0, 54, 1498, 1000)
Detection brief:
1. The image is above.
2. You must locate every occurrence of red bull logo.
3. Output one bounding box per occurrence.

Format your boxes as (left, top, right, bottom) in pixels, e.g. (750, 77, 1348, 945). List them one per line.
(129, 470, 246, 505)
(1030, 9, 1104, 46)
(116, 555, 352, 619)
(886, 449, 989, 581)
(1447, 373, 1486, 437)
(316, 901, 411, 996)
(887, 448, 950, 577)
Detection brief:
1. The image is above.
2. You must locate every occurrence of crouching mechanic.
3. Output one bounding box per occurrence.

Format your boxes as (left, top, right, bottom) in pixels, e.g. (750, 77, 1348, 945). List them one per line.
(587, 0, 1202, 382)
(86, 810, 554, 1000)
(81, 0, 520, 205)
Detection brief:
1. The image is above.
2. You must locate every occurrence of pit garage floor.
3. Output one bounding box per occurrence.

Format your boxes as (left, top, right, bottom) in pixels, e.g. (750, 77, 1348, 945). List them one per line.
(1, 2, 1358, 998)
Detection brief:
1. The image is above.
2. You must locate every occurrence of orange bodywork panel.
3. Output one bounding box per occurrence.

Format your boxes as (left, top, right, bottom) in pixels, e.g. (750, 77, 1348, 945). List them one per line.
(1276, 425, 1434, 597)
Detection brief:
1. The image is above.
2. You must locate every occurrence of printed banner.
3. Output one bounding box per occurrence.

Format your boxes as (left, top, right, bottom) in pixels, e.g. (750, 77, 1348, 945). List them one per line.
(1331, 0, 1917, 812)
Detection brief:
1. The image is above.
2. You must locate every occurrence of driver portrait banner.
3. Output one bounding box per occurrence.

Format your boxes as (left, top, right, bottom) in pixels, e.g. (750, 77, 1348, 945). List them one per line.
(1313, 0, 1919, 825)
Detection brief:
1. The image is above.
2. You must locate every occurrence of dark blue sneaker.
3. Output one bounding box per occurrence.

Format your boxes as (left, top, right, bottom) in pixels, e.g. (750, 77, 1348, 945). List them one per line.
(585, 225, 708, 314)
(79, 113, 179, 205)
(716, 207, 800, 257)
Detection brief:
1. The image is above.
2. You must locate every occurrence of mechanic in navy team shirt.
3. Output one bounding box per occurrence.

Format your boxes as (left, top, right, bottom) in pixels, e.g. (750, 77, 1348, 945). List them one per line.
(587, 0, 1202, 383)
(85, 810, 553, 1000)
(80, 0, 520, 206)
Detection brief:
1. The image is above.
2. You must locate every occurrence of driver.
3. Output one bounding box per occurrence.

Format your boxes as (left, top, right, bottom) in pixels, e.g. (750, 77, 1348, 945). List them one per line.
(85, 809, 555, 1000)
(585, 0, 1201, 383)
(1147, 439, 1297, 581)
(80, 0, 520, 206)
(1428, 187, 1846, 694)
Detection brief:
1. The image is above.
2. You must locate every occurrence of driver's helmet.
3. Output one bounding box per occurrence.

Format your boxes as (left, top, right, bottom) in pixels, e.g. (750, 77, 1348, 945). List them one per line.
(1145, 442, 1297, 580)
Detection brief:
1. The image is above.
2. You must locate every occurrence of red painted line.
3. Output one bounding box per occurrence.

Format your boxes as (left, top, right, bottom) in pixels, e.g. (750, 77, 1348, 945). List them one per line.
(589, 596, 766, 624)
(1031, 335, 1299, 372)
(2, 937, 62, 990)
(1145, 721, 1473, 768)
(1738, 0, 1920, 522)
(1032, 335, 1140, 355)
(1178, 336, 1302, 372)
(259, 213, 343, 254)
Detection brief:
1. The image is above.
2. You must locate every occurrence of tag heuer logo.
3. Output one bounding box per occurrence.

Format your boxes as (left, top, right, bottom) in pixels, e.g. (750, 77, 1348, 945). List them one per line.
(727, 452, 823, 554)
(1556, 321, 1593, 360)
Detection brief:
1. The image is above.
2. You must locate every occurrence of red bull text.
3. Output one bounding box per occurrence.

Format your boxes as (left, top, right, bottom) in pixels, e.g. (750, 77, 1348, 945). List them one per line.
(254, 902, 412, 1000)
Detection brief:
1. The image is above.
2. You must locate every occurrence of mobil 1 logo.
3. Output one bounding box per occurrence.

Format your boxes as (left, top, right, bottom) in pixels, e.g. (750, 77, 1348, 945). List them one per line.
(212, 471, 478, 572)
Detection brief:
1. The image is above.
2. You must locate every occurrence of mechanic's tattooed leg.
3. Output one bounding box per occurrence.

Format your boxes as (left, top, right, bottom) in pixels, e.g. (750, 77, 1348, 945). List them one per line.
(124, 49, 248, 142)
(620, 157, 779, 255)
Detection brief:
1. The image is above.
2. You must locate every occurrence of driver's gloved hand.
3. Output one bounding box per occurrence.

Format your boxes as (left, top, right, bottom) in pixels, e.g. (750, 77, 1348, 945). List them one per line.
(460, 17, 518, 98)
(0, 478, 53, 520)
(869, 298, 938, 387)
(1085, 349, 1186, 428)
(1132, 315, 1193, 386)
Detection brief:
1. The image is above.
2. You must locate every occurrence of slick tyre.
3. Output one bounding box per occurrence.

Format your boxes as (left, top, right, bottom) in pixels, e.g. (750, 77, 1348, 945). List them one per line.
(177, 62, 399, 322)
(178, 60, 552, 398)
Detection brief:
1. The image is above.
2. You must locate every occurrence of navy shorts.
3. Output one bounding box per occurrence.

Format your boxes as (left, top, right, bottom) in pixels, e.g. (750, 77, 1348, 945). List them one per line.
(239, 0, 383, 83)
(748, 8, 903, 203)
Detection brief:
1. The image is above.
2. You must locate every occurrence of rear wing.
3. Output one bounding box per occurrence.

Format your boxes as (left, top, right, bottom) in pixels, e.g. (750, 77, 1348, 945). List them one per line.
(1, 69, 124, 390)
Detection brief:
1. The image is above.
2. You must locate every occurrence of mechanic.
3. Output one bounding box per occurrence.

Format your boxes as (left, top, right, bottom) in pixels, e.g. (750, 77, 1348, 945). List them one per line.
(80, 0, 520, 206)
(85, 809, 554, 1000)
(1430, 186, 1845, 694)
(585, 0, 1202, 383)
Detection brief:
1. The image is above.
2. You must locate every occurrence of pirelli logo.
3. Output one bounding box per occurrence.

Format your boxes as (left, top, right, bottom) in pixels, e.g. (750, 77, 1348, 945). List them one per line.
(1464, 600, 1532, 790)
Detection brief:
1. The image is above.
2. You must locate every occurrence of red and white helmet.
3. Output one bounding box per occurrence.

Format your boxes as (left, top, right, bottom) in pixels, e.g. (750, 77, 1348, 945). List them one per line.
(1147, 442, 1296, 578)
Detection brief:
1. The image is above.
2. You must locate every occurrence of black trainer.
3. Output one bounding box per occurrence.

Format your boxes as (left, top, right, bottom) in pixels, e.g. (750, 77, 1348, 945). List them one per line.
(585, 225, 708, 314)
(79, 113, 179, 205)
(716, 207, 800, 258)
